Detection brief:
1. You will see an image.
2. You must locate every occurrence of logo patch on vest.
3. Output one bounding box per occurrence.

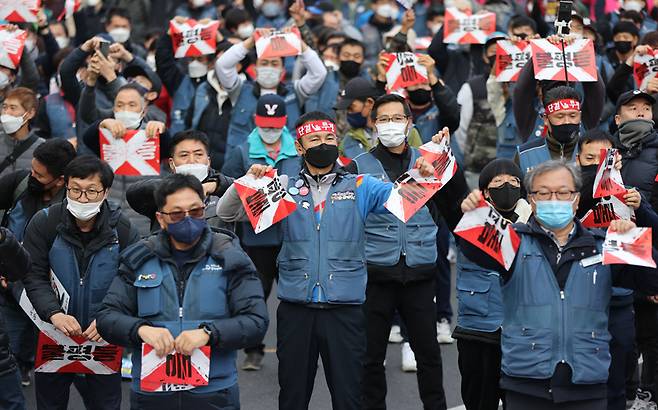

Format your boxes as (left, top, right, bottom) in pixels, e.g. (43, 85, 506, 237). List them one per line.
(204, 264, 222, 271)
(330, 191, 355, 201)
(138, 273, 157, 281)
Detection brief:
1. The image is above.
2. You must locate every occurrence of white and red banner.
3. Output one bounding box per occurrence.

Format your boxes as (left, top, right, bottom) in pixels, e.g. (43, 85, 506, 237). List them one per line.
(384, 168, 443, 223)
(415, 36, 433, 50)
(454, 198, 520, 270)
(581, 194, 633, 228)
(495, 40, 532, 82)
(383, 52, 429, 90)
(234, 169, 297, 233)
(58, 0, 81, 21)
(100, 129, 160, 176)
(531, 39, 597, 82)
(169, 19, 220, 58)
(443, 8, 496, 44)
(633, 49, 658, 91)
(254, 27, 302, 59)
(0, 0, 39, 23)
(603, 227, 656, 268)
(593, 148, 626, 198)
(0, 26, 26, 70)
(418, 138, 458, 186)
(140, 344, 210, 392)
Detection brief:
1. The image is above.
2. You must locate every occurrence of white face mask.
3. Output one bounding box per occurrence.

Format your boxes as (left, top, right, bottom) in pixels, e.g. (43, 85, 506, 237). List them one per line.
(624, 0, 644, 11)
(237, 23, 255, 40)
(192, 0, 207, 7)
(67, 198, 104, 222)
(253, 0, 264, 8)
(258, 127, 283, 144)
(1, 113, 26, 135)
(87, 0, 101, 6)
(114, 110, 142, 130)
(376, 121, 407, 147)
(0, 71, 9, 89)
(429, 23, 442, 35)
(188, 60, 208, 78)
(55, 36, 70, 49)
(376, 4, 398, 19)
(175, 163, 209, 182)
(109, 27, 130, 44)
(256, 66, 281, 89)
(146, 54, 156, 71)
(325, 60, 339, 71)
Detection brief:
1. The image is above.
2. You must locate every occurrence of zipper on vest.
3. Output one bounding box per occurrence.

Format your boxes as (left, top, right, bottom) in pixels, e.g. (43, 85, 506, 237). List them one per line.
(560, 290, 565, 300)
(179, 307, 183, 318)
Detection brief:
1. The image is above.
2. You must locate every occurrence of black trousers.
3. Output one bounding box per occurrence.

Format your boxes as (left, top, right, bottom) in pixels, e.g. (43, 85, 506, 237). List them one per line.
(243, 245, 279, 354)
(130, 384, 240, 410)
(607, 304, 636, 410)
(362, 279, 447, 410)
(506, 391, 606, 410)
(635, 302, 658, 399)
(277, 301, 365, 410)
(35, 372, 122, 410)
(457, 338, 504, 410)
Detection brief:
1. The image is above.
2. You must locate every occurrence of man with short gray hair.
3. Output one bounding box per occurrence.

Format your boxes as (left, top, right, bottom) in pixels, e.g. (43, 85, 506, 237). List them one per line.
(460, 160, 658, 409)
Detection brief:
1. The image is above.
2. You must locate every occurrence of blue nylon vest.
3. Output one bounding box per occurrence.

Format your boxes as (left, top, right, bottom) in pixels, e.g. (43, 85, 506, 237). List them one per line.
(496, 100, 522, 160)
(191, 81, 211, 130)
(171, 76, 196, 135)
(501, 235, 612, 384)
(517, 139, 578, 177)
(49, 229, 120, 329)
(226, 82, 300, 161)
(353, 150, 437, 267)
(45, 93, 75, 139)
(130, 254, 236, 393)
(6, 198, 28, 243)
(342, 134, 368, 159)
(277, 174, 367, 304)
(236, 142, 301, 247)
(414, 106, 465, 167)
(304, 71, 339, 115)
(456, 250, 504, 332)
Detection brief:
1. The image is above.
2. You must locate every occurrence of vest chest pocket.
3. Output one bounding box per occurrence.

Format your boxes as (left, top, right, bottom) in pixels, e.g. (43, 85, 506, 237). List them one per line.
(327, 199, 357, 241)
(457, 273, 493, 317)
(501, 326, 552, 378)
(134, 274, 164, 317)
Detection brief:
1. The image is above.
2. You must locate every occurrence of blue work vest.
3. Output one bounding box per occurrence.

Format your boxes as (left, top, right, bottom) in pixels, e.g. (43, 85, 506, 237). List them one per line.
(456, 251, 504, 333)
(517, 139, 578, 177)
(304, 70, 339, 115)
(45, 93, 75, 139)
(171, 76, 197, 135)
(226, 82, 300, 161)
(496, 100, 522, 160)
(49, 229, 120, 329)
(236, 142, 301, 248)
(501, 235, 612, 384)
(277, 175, 367, 304)
(6, 198, 28, 243)
(191, 81, 212, 130)
(353, 149, 437, 267)
(129, 253, 236, 393)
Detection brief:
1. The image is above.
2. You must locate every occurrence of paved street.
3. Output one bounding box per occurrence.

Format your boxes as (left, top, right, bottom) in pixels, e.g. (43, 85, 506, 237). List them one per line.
(23, 271, 465, 409)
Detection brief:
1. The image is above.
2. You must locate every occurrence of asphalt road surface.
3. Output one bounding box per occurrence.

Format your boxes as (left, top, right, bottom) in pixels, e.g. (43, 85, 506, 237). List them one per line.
(23, 270, 466, 410)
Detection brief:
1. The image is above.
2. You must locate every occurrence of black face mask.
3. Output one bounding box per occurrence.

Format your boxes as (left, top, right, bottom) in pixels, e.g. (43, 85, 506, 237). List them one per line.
(27, 175, 47, 195)
(614, 41, 633, 54)
(407, 88, 432, 105)
(549, 122, 579, 144)
(339, 60, 361, 79)
(303, 143, 339, 169)
(487, 182, 521, 211)
(577, 164, 598, 218)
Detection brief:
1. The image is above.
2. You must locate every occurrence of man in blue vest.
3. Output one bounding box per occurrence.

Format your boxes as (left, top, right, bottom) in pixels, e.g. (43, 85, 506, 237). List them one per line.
(216, 111, 439, 410)
(460, 160, 658, 409)
(22, 155, 139, 410)
(515, 86, 584, 176)
(96, 173, 268, 409)
(215, 28, 327, 159)
(222, 94, 300, 371)
(0, 138, 76, 386)
(343, 93, 468, 410)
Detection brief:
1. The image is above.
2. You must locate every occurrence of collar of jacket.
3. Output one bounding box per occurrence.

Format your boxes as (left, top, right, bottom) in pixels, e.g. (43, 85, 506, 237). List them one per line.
(514, 216, 603, 251)
(251, 81, 289, 99)
(150, 226, 214, 266)
(247, 126, 298, 162)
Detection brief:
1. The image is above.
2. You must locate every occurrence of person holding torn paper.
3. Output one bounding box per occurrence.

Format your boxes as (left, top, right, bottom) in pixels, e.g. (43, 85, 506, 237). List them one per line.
(96, 174, 268, 409)
(459, 160, 658, 410)
(215, 111, 440, 410)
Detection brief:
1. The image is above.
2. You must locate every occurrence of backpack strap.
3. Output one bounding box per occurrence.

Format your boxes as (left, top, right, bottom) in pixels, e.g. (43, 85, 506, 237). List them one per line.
(0, 134, 39, 175)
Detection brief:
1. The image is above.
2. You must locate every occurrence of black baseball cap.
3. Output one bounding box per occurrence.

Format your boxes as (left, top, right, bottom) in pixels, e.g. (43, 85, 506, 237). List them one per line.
(122, 65, 162, 95)
(255, 94, 287, 128)
(334, 77, 383, 111)
(615, 89, 656, 113)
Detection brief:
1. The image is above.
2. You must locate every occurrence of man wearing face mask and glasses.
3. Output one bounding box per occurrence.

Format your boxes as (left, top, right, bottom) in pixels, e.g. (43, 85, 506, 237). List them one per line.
(216, 27, 327, 159)
(22, 155, 139, 410)
(516, 86, 584, 176)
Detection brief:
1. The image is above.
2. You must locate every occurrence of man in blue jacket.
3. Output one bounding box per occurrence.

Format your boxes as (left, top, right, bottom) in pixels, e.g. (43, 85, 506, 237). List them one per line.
(96, 174, 268, 409)
(217, 111, 439, 410)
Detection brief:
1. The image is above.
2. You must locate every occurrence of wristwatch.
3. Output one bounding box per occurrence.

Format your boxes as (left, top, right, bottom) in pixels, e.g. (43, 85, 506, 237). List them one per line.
(198, 323, 213, 344)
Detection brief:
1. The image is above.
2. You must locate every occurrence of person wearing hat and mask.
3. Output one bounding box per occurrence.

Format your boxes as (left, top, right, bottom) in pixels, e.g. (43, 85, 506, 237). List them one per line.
(453, 159, 531, 410)
(344, 94, 468, 410)
(221, 94, 301, 371)
(22, 155, 139, 410)
(604, 22, 640, 95)
(217, 111, 442, 410)
(216, 27, 326, 160)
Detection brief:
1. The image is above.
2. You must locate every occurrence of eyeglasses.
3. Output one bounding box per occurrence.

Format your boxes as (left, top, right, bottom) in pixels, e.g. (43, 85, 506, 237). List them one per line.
(530, 190, 578, 201)
(67, 187, 105, 201)
(375, 115, 408, 124)
(159, 207, 206, 223)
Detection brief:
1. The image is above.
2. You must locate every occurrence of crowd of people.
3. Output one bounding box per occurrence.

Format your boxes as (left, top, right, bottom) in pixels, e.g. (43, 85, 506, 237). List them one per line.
(1, 0, 658, 409)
